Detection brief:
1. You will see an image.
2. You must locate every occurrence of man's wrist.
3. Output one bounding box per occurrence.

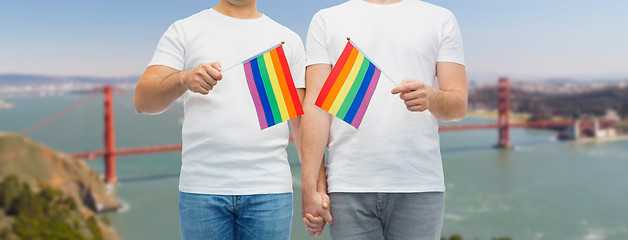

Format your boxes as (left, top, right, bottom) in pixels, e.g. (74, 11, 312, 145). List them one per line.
(316, 185, 328, 194)
(301, 180, 318, 193)
(426, 85, 437, 110)
(174, 71, 186, 88)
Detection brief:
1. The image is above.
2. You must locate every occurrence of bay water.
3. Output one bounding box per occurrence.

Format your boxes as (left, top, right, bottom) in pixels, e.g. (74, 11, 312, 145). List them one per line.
(1, 94, 626, 240)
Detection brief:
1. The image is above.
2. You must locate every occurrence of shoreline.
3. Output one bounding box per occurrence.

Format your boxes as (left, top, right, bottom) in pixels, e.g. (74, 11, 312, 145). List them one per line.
(466, 110, 530, 122)
(574, 134, 628, 143)
(0, 99, 15, 109)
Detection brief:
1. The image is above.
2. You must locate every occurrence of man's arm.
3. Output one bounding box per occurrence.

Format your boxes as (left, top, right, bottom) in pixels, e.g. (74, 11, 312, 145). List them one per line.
(301, 64, 333, 227)
(134, 63, 223, 114)
(317, 160, 328, 201)
(303, 159, 329, 237)
(289, 87, 327, 205)
(391, 62, 467, 121)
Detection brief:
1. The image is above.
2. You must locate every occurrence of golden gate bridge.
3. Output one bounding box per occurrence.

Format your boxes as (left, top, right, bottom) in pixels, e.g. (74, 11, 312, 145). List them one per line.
(18, 78, 582, 184)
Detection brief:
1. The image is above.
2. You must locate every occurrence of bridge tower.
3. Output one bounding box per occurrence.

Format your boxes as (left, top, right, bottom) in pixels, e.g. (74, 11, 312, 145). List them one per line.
(103, 85, 117, 183)
(496, 77, 512, 148)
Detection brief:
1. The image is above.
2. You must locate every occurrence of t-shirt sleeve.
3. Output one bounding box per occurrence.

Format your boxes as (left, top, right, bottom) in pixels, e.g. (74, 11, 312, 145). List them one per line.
(289, 33, 306, 89)
(148, 21, 186, 70)
(437, 11, 465, 66)
(306, 11, 331, 66)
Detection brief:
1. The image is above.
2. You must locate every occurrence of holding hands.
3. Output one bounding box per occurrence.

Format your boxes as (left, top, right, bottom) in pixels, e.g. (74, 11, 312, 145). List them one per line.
(391, 79, 434, 112)
(181, 62, 223, 95)
(302, 191, 332, 237)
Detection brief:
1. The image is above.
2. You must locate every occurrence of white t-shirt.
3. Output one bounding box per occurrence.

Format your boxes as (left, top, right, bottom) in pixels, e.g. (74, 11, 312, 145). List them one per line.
(306, 0, 464, 193)
(149, 9, 305, 195)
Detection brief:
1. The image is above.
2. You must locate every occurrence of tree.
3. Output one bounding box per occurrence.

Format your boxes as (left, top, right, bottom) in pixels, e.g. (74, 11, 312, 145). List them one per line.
(0, 175, 22, 211)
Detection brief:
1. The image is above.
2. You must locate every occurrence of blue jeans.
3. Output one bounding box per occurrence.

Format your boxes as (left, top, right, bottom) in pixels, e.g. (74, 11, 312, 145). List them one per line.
(179, 192, 292, 240)
(328, 192, 445, 240)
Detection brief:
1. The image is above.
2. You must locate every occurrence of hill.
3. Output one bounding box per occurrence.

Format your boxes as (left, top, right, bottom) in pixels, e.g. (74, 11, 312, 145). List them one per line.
(469, 85, 628, 119)
(0, 74, 138, 86)
(0, 133, 120, 240)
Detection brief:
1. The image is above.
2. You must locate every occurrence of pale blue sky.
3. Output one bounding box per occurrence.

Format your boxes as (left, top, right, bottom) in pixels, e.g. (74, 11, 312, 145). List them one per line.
(1, 0, 627, 80)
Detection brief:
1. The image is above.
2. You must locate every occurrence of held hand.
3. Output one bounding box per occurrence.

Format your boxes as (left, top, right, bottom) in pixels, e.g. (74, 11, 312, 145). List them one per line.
(180, 62, 223, 95)
(391, 79, 433, 112)
(304, 213, 325, 237)
(302, 191, 332, 237)
(304, 192, 330, 236)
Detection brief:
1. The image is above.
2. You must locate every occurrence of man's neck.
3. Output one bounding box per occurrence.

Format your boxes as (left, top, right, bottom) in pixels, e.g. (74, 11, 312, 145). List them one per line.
(214, 0, 262, 19)
(363, 0, 403, 4)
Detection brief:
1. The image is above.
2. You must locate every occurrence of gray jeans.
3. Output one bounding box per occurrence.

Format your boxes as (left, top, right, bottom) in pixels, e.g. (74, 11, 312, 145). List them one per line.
(328, 192, 444, 240)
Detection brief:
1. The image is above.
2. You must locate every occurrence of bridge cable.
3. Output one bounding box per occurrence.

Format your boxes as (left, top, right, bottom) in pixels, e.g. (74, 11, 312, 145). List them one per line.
(20, 90, 101, 135)
(112, 87, 184, 117)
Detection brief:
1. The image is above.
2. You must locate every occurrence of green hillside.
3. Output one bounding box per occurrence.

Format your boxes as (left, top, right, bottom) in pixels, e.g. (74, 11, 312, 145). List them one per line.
(0, 133, 120, 240)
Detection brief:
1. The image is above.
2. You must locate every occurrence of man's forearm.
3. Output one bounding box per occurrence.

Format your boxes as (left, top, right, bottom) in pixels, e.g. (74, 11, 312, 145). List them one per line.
(316, 159, 327, 194)
(300, 64, 334, 224)
(427, 86, 467, 122)
(301, 64, 333, 193)
(134, 67, 187, 114)
(300, 109, 329, 193)
(429, 62, 468, 122)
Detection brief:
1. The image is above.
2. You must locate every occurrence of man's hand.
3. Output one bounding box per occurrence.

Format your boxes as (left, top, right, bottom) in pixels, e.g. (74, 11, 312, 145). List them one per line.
(391, 79, 434, 112)
(180, 62, 223, 95)
(304, 212, 325, 237)
(389, 63, 467, 120)
(302, 191, 332, 237)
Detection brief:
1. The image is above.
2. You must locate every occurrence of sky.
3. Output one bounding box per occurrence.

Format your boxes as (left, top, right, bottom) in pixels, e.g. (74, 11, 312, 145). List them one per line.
(1, 0, 627, 80)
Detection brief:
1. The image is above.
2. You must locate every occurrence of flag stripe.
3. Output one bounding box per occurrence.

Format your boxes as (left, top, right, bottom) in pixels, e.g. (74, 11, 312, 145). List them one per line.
(270, 48, 296, 119)
(336, 57, 371, 119)
(328, 52, 365, 115)
(315, 40, 383, 129)
(351, 68, 381, 128)
(243, 62, 267, 129)
(315, 42, 354, 107)
(250, 58, 275, 128)
(263, 52, 289, 121)
(277, 45, 303, 116)
(320, 47, 359, 111)
(257, 55, 282, 125)
(243, 44, 303, 130)
(343, 63, 376, 125)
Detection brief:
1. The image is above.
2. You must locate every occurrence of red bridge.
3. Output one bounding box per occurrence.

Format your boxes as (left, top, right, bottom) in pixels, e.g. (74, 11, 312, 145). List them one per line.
(20, 86, 183, 184)
(19, 78, 580, 184)
(439, 78, 575, 148)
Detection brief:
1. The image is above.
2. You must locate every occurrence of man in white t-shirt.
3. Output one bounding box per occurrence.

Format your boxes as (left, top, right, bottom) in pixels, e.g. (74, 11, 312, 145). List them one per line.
(300, 0, 467, 239)
(134, 1, 306, 239)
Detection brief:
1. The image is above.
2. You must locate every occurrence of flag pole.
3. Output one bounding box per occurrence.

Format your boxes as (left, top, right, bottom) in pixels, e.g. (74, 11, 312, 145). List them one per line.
(219, 41, 285, 73)
(346, 37, 398, 86)
(219, 62, 242, 73)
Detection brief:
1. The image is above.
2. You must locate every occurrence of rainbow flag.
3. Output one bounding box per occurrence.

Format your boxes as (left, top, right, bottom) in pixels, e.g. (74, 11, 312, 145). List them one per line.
(315, 40, 381, 129)
(243, 43, 303, 130)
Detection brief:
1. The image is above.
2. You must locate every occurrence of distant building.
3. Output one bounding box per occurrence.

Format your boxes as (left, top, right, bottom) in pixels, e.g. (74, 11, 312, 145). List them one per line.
(563, 114, 619, 140)
(603, 109, 621, 122)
